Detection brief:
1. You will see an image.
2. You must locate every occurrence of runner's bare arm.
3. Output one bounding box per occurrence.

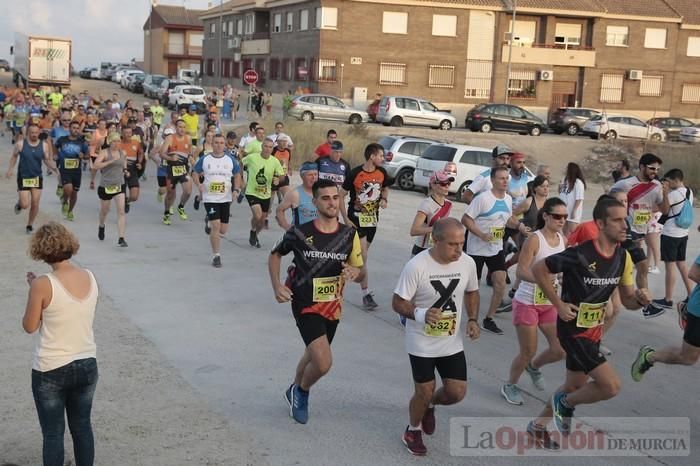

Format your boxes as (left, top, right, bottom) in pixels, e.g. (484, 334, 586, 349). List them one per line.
(461, 214, 490, 243)
(618, 285, 651, 310)
(5, 143, 20, 177)
(392, 294, 441, 324)
(464, 290, 480, 340)
(91, 149, 110, 170)
(516, 234, 540, 283)
(268, 252, 292, 302)
(379, 186, 389, 208)
(338, 188, 354, 227)
(533, 259, 577, 321)
(512, 197, 532, 217)
(275, 189, 298, 230)
(658, 181, 670, 215)
(42, 142, 58, 173)
(506, 215, 530, 234)
(409, 211, 430, 237)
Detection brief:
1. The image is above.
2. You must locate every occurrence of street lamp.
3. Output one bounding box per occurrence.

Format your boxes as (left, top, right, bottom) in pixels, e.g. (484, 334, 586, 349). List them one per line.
(504, 0, 517, 105)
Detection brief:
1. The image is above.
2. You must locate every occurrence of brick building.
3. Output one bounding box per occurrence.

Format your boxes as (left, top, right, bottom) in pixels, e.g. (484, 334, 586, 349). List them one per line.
(198, 0, 700, 118)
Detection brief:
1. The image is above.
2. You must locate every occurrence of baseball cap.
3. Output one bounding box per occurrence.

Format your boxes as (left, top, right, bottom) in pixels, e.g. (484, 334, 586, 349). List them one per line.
(331, 140, 343, 151)
(430, 170, 455, 184)
(492, 144, 514, 158)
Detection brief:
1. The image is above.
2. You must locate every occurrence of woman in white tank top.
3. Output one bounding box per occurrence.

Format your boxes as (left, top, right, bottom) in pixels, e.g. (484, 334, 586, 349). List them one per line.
(22, 222, 99, 466)
(501, 198, 568, 406)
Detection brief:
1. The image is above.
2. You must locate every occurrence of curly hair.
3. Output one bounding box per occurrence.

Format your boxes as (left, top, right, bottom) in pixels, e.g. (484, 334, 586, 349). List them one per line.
(28, 222, 80, 264)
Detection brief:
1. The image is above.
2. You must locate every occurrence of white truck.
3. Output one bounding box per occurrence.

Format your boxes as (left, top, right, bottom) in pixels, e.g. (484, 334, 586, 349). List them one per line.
(11, 33, 72, 89)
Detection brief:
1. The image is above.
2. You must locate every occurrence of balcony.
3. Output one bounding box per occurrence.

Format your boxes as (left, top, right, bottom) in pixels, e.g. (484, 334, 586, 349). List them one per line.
(501, 43, 596, 68)
(241, 33, 270, 55)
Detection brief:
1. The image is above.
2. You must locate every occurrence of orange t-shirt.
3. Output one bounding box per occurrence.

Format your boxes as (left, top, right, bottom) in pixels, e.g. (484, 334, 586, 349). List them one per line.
(272, 147, 291, 174)
(119, 140, 140, 162)
(567, 220, 599, 246)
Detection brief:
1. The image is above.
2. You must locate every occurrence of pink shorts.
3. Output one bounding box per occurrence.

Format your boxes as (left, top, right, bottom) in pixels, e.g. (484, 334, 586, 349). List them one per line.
(512, 299, 557, 326)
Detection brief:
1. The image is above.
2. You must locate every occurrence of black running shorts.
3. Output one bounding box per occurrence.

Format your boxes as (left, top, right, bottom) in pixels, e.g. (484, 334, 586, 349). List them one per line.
(469, 252, 507, 280)
(409, 351, 467, 384)
(246, 194, 271, 213)
(97, 184, 126, 201)
(558, 335, 606, 374)
(684, 313, 700, 348)
(204, 202, 231, 224)
(661, 235, 688, 263)
(296, 313, 339, 347)
(60, 170, 81, 191)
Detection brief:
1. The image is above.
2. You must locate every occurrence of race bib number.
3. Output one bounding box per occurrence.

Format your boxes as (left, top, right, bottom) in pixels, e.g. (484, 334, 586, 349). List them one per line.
(208, 182, 225, 194)
(255, 184, 268, 195)
(424, 312, 457, 337)
(534, 281, 558, 305)
(633, 210, 652, 226)
(22, 177, 40, 188)
(64, 158, 80, 169)
(490, 227, 505, 243)
(312, 276, 341, 302)
(172, 165, 187, 177)
(576, 302, 607, 329)
(104, 185, 121, 195)
(358, 212, 378, 228)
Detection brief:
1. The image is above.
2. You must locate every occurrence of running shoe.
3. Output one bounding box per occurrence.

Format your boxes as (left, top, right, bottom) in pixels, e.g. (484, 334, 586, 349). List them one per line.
(421, 407, 436, 435)
(61, 202, 69, 216)
(495, 299, 512, 314)
(501, 383, 524, 405)
(212, 255, 222, 268)
(124, 201, 130, 214)
(642, 304, 665, 319)
(525, 363, 545, 391)
(651, 298, 673, 310)
(14, 203, 21, 215)
(481, 317, 503, 335)
(55, 185, 63, 198)
(237, 190, 245, 203)
(249, 230, 257, 247)
(526, 421, 560, 451)
(169, 206, 174, 215)
(118, 238, 128, 248)
(284, 384, 294, 410)
(204, 218, 211, 235)
(508, 288, 516, 300)
(551, 392, 574, 436)
(631, 345, 655, 382)
(363, 293, 379, 310)
(98, 225, 105, 241)
(163, 213, 171, 225)
(66, 211, 74, 221)
(157, 191, 164, 203)
(177, 206, 187, 220)
(26, 225, 33, 234)
(193, 195, 200, 210)
(402, 427, 427, 456)
(254, 238, 261, 249)
(677, 299, 689, 330)
(648, 266, 661, 275)
(289, 384, 309, 424)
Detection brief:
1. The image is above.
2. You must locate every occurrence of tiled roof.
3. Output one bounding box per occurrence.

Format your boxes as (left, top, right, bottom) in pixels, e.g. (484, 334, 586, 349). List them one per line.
(514, 0, 605, 13)
(155, 5, 205, 27)
(601, 0, 680, 20)
(663, 0, 700, 25)
(412, 0, 504, 7)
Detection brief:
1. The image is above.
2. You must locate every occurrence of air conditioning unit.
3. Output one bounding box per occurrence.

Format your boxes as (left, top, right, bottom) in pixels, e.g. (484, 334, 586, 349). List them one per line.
(627, 70, 643, 80)
(227, 37, 241, 49)
(538, 70, 554, 81)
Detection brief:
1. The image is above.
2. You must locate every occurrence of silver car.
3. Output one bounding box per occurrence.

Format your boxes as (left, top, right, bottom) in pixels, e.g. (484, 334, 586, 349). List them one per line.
(377, 96, 456, 130)
(288, 94, 368, 124)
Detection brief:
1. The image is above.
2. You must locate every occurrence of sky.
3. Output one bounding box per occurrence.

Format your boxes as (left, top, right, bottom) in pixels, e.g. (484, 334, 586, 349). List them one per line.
(0, 0, 211, 69)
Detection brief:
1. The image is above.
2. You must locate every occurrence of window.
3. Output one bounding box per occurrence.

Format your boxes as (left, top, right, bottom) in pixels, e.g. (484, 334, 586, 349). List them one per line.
(465, 59, 492, 98)
(273, 14, 282, 33)
(318, 58, 337, 82)
(270, 58, 280, 80)
(300, 10, 309, 31)
(639, 75, 663, 97)
(221, 21, 227, 37)
(232, 60, 240, 78)
(644, 28, 667, 49)
(554, 23, 581, 47)
(316, 7, 338, 29)
(255, 59, 267, 79)
(282, 58, 292, 80)
(460, 151, 491, 166)
(245, 14, 254, 34)
(507, 70, 536, 98)
(382, 12, 408, 34)
(237, 19, 243, 35)
(600, 74, 624, 103)
(295, 58, 308, 80)
(397, 98, 419, 110)
(688, 37, 700, 57)
(421, 145, 457, 162)
(221, 59, 231, 78)
(428, 64, 455, 88)
(606, 26, 628, 46)
(379, 62, 407, 85)
(227, 21, 234, 37)
(507, 20, 536, 46)
(286, 12, 294, 32)
(206, 59, 214, 76)
(681, 84, 700, 103)
(432, 15, 457, 37)
(209, 23, 216, 39)
(189, 33, 203, 47)
(168, 32, 184, 55)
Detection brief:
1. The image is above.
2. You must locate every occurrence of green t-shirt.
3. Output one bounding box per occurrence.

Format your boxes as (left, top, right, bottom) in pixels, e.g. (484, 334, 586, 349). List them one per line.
(242, 153, 284, 200)
(244, 139, 262, 157)
(151, 105, 165, 125)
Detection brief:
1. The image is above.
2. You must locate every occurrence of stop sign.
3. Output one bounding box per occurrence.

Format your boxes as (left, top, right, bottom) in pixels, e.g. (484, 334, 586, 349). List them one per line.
(243, 69, 259, 85)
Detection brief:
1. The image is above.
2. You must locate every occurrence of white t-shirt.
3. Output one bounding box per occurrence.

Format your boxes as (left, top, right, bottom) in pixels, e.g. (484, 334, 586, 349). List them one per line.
(467, 168, 493, 196)
(394, 250, 479, 358)
(610, 176, 663, 235)
(464, 190, 513, 257)
(662, 187, 693, 238)
(193, 153, 240, 203)
(559, 178, 585, 223)
(414, 196, 453, 249)
(239, 133, 255, 149)
(509, 171, 533, 209)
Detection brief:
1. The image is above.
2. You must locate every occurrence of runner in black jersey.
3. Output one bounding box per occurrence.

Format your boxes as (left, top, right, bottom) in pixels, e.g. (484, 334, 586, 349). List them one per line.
(269, 179, 364, 425)
(526, 196, 651, 447)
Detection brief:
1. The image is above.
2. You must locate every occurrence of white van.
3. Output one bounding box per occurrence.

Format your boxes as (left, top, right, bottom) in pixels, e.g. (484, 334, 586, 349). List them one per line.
(177, 69, 197, 84)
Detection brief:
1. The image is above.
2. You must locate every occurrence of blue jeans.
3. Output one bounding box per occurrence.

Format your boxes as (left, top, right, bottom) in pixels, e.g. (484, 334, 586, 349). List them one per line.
(32, 357, 98, 466)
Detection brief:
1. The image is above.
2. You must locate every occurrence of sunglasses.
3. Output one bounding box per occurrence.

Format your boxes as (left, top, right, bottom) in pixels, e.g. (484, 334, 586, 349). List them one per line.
(645, 165, 660, 171)
(433, 181, 451, 187)
(547, 213, 568, 220)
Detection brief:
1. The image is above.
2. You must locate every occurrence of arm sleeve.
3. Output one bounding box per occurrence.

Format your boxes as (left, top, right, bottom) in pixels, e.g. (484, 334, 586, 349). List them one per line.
(620, 251, 634, 287)
(348, 232, 364, 268)
(393, 260, 419, 302)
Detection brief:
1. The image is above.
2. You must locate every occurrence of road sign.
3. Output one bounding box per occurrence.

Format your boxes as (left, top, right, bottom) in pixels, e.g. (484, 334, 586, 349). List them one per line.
(243, 69, 259, 85)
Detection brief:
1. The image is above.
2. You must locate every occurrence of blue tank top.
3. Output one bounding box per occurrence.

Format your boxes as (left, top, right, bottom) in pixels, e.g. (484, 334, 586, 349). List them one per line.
(19, 139, 45, 179)
(293, 186, 317, 226)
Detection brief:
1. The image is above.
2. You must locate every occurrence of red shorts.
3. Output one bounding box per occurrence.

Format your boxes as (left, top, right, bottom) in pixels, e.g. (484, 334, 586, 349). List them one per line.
(512, 298, 557, 326)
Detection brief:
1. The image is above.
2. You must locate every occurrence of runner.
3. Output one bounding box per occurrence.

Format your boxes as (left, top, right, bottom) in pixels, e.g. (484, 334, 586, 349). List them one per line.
(55, 121, 89, 220)
(409, 170, 454, 256)
(159, 119, 194, 225)
(269, 178, 364, 424)
(238, 121, 258, 151)
(317, 140, 351, 187)
(151, 127, 174, 204)
(270, 121, 294, 148)
(88, 119, 109, 190)
(120, 126, 144, 213)
(5, 123, 57, 234)
(182, 105, 200, 146)
(275, 161, 319, 230)
(501, 198, 567, 405)
(241, 137, 284, 247)
(92, 132, 128, 247)
(11, 93, 29, 144)
(192, 133, 242, 267)
(271, 134, 292, 201)
(314, 129, 337, 158)
(462, 145, 513, 204)
(151, 99, 165, 131)
(242, 126, 265, 158)
(527, 196, 651, 443)
(340, 143, 392, 309)
(392, 217, 480, 456)
(462, 166, 529, 335)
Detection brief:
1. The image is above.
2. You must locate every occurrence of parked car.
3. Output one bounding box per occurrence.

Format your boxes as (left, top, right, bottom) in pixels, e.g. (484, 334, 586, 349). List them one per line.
(128, 73, 146, 93)
(168, 85, 207, 111)
(120, 70, 143, 88)
(113, 66, 136, 83)
(156, 79, 189, 105)
(89, 68, 101, 79)
(679, 124, 700, 144)
(414, 143, 493, 200)
(465, 103, 545, 136)
(377, 96, 456, 130)
(548, 107, 600, 136)
(288, 94, 368, 124)
(0, 58, 10, 71)
(103, 66, 118, 81)
(582, 114, 666, 141)
(647, 117, 696, 141)
(78, 67, 95, 79)
(377, 135, 439, 190)
(143, 74, 167, 98)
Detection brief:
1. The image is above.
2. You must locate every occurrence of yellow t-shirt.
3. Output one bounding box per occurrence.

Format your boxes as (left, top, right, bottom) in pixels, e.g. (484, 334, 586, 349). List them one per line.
(181, 113, 199, 139)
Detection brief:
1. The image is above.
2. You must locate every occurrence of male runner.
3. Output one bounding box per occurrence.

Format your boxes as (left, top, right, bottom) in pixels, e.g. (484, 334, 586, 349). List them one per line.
(55, 121, 89, 220)
(182, 105, 200, 146)
(151, 99, 165, 131)
(239, 121, 258, 151)
(270, 121, 294, 148)
(152, 127, 174, 204)
(242, 126, 265, 158)
(462, 145, 513, 204)
(317, 140, 351, 187)
(160, 119, 194, 224)
(393, 218, 480, 456)
(314, 129, 337, 158)
(120, 126, 145, 213)
(527, 196, 651, 445)
(275, 161, 319, 230)
(269, 178, 365, 424)
(5, 123, 57, 233)
(192, 133, 242, 267)
(340, 143, 391, 309)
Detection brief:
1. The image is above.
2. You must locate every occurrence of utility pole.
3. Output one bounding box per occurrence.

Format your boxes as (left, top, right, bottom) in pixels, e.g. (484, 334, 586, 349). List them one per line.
(504, 0, 517, 105)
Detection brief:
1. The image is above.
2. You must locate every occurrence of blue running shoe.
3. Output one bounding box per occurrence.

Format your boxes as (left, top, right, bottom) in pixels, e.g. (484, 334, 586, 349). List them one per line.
(290, 384, 309, 424)
(551, 391, 574, 436)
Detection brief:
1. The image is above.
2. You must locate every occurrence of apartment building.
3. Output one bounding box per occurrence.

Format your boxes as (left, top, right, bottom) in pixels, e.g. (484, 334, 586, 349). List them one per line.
(198, 0, 700, 118)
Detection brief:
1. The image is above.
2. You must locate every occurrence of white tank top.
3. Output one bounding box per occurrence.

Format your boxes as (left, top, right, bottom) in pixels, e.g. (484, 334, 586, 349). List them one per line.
(514, 230, 565, 306)
(33, 270, 98, 372)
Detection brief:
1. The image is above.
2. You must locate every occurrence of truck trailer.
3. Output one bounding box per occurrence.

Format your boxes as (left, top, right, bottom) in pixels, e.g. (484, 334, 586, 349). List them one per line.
(11, 33, 72, 89)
